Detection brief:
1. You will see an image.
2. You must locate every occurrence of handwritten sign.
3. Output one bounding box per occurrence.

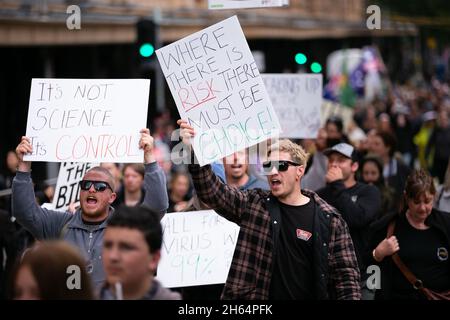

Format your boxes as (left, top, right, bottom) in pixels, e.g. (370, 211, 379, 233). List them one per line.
(51, 162, 98, 211)
(209, 0, 289, 10)
(156, 16, 281, 166)
(156, 210, 239, 288)
(24, 79, 150, 163)
(262, 74, 322, 139)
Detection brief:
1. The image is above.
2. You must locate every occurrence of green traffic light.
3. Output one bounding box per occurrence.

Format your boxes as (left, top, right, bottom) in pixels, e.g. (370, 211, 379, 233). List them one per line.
(311, 62, 322, 73)
(295, 53, 307, 65)
(139, 43, 154, 58)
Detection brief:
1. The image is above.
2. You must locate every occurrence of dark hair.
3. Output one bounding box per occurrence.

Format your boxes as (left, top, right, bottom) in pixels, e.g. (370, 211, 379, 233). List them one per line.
(326, 116, 344, 133)
(375, 131, 397, 157)
(360, 155, 385, 186)
(107, 205, 162, 253)
(404, 169, 436, 199)
(9, 241, 94, 300)
(122, 163, 145, 179)
(400, 169, 436, 213)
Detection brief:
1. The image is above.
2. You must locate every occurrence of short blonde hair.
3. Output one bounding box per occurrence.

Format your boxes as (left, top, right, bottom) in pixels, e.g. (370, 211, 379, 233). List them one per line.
(268, 139, 309, 167)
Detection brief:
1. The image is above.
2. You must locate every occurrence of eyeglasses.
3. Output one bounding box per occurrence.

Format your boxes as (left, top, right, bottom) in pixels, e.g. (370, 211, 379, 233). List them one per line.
(262, 160, 301, 175)
(79, 180, 113, 192)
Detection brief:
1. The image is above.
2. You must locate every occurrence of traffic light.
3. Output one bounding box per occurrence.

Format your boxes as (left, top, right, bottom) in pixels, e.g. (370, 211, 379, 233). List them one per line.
(294, 52, 322, 73)
(295, 53, 307, 65)
(137, 19, 156, 60)
(310, 62, 322, 73)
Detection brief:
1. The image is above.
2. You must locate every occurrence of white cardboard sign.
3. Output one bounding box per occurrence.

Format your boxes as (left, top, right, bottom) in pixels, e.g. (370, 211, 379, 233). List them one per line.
(156, 16, 281, 166)
(156, 210, 240, 288)
(262, 74, 322, 138)
(24, 79, 150, 163)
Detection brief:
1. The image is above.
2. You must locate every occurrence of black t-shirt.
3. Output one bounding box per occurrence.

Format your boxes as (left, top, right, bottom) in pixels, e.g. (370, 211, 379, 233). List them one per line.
(269, 198, 315, 300)
(391, 214, 450, 299)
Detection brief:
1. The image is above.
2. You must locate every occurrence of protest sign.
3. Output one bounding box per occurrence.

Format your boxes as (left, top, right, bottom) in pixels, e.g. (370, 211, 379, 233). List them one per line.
(209, 0, 289, 10)
(156, 16, 281, 166)
(156, 210, 239, 288)
(24, 79, 150, 163)
(263, 74, 322, 138)
(51, 162, 99, 211)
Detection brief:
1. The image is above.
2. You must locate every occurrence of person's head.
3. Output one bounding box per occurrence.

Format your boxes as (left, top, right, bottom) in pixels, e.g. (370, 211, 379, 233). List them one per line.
(222, 149, 249, 183)
(360, 156, 384, 186)
(437, 109, 449, 128)
(315, 128, 328, 151)
(378, 113, 392, 133)
(79, 166, 117, 222)
(122, 164, 145, 194)
(370, 131, 397, 159)
(101, 163, 122, 185)
(10, 241, 94, 300)
(6, 150, 19, 173)
(103, 206, 162, 298)
(325, 116, 344, 140)
(324, 143, 359, 184)
(169, 172, 190, 199)
(265, 140, 309, 200)
(402, 169, 436, 222)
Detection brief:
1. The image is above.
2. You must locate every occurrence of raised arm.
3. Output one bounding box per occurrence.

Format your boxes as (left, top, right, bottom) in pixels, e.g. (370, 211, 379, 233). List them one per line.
(12, 137, 71, 239)
(139, 128, 169, 215)
(178, 120, 250, 224)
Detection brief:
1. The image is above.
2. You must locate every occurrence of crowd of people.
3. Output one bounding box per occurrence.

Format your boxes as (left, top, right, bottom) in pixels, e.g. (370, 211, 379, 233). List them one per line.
(0, 77, 450, 300)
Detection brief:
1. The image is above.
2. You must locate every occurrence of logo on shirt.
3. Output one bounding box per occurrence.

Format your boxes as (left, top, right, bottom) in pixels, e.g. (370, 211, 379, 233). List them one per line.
(296, 228, 312, 241)
(437, 247, 448, 261)
(351, 195, 358, 203)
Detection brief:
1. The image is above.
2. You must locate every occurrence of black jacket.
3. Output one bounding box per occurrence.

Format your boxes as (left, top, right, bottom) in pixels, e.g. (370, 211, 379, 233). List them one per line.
(317, 181, 381, 277)
(367, 209, 450, 300)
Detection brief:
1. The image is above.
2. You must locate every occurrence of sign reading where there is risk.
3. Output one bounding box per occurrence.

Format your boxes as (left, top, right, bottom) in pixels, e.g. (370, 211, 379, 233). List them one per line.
(24, 79, 150, 163)
(156, 16, 281, 166)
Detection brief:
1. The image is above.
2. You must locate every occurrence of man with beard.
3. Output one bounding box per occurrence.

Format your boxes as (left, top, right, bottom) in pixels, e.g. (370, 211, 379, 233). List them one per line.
(12, 129, 168, 288)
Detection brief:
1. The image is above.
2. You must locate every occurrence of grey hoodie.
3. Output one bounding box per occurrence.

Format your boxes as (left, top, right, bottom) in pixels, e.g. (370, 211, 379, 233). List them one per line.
(12, 162, 168, 288)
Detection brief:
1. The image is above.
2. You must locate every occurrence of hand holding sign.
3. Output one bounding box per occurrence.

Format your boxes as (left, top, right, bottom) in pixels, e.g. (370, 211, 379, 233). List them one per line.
(16, 136, 33, 172)
(139, 128, 155, 164)
(177, 119, 196, 146)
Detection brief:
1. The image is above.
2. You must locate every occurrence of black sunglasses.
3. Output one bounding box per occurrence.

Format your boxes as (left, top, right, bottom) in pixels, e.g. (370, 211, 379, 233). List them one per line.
(79, 180, 113, 192)
(262, 160, 301, 174)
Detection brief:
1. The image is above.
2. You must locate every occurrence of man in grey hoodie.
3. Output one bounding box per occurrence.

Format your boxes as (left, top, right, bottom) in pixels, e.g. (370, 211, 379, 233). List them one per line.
(12, 129, 168, 288)
(100, 205, 181, 300)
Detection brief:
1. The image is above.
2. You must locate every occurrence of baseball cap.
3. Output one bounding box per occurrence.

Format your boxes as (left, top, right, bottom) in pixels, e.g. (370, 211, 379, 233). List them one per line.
(323, 143, 359, 162)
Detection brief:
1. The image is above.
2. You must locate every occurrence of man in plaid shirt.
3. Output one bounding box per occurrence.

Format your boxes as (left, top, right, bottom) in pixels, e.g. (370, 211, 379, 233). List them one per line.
(179, 120, 361, 300)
